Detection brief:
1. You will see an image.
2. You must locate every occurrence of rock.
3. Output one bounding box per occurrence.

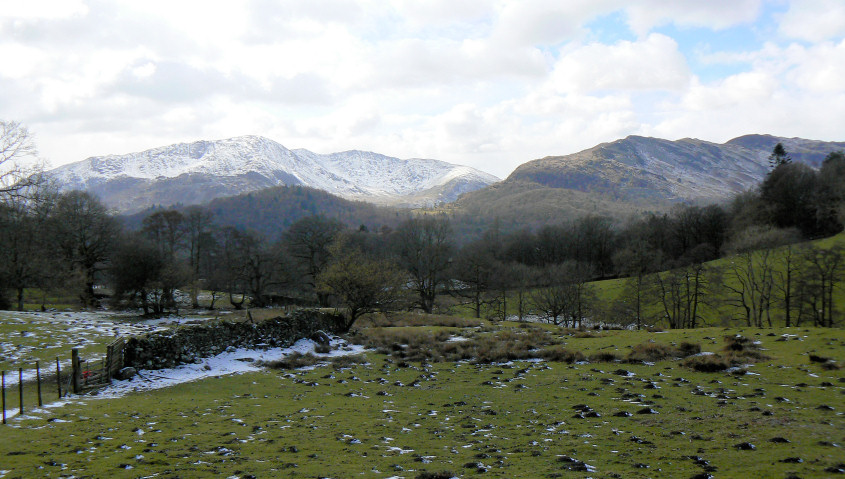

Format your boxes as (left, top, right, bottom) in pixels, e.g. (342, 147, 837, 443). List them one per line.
(116, 367, 137, 380)
(733, 442, 755, 450)
(636, 407, 659, 414)
(310, 330, 332, 345)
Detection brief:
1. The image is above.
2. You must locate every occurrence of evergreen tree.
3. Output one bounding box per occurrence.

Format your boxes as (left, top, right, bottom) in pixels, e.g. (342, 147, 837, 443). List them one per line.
(768, 142, 791, 169)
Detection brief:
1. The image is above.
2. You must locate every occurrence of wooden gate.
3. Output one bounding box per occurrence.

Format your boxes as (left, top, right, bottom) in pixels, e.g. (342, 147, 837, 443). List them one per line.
(71, 337, 125, 394)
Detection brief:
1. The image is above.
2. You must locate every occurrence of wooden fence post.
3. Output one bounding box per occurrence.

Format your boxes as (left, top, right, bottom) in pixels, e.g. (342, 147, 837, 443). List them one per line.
(2, 371, 6, 425)
(36, 361, 43, 407)
(71, 349, 80, 395)
(106, 344, 113, 384)
(56, 358, 62, 399)
(18, 368, 23, 416)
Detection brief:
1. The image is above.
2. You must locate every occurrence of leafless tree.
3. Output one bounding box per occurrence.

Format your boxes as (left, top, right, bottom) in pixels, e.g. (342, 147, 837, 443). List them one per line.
(394, 215, 454, 314)
(0, 120, 43, 200)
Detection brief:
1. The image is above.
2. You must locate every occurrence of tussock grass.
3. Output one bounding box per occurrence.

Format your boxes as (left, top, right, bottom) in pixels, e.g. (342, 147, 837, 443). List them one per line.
(626, 341, 703, 363)
(259, 352, 321, 369)
(364, 313, 483, 328)
(539, 346, 586, 363)
(416, 472, 456, 479)
(627, 342, 682, 362)
(682, 354, 729, 372)
(589, 351, 620, 362)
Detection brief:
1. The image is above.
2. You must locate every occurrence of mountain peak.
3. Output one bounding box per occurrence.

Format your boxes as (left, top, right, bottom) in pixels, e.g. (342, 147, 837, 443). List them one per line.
(47, 137, 500, 213)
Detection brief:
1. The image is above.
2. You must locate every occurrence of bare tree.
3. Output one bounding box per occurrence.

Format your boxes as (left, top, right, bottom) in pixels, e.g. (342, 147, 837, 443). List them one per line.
(184, 206, 215, 308)
(394, 215, 454, 313)
(530, 261, 594, 327)
(649, 262, 710, 329)
(317, 236, 407, 331)
(451, 238, 497, 318)
(52, 191, 121, 307)
(0, 120, 42, 200)
(798, 244, 844, 327)
(284, 215, 344, 305)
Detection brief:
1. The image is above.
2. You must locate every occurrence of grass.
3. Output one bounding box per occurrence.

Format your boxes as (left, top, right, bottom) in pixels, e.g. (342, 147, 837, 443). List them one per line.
(0, 313, 842, 478)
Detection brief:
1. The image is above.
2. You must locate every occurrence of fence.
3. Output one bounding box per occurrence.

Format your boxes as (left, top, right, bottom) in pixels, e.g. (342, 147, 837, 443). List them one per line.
(1, 337, 126, 424)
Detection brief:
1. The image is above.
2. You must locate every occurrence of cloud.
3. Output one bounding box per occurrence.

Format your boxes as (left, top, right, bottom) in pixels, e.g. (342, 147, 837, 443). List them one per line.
(778, 0, 845, 42)
(624, 0, 763, 36)
(549, 33, 690, 93)
(0, 0, 841, 180)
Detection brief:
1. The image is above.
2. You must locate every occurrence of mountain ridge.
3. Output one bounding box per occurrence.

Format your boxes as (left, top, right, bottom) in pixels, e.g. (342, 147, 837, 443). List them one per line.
(48, 135, 500, 213)
(505, 134, 845, 202)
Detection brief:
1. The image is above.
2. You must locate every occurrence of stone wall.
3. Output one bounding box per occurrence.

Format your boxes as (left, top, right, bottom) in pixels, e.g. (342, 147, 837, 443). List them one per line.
(123, 310, 345, 370)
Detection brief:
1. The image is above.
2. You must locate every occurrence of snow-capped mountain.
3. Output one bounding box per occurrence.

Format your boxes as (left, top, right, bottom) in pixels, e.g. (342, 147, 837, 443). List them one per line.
(48, 136, 500, 213)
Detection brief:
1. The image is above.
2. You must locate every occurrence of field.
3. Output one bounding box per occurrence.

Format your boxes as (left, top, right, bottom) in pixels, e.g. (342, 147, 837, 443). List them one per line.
(0, 314, 842, 478)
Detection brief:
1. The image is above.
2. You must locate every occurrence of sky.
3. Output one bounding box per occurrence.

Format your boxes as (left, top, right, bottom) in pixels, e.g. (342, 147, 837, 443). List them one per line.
(1, 0, 844, 178)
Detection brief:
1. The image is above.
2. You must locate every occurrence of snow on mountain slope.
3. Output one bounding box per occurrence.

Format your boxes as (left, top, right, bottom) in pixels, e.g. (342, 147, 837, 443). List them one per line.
(48, 136, 500, 212)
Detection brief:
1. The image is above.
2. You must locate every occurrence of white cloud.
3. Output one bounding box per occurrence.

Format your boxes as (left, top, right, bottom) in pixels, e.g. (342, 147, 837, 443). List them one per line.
(0, 0, 88, 20)
(624, 0, 763, 36)
(549, 33, 690, 93)
(778, 0, 845, 42)
(1, 0, 842, 180)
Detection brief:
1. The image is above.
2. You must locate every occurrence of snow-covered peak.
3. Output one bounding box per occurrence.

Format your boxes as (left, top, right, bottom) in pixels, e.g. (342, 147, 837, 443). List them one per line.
(48, 136, 500, 212)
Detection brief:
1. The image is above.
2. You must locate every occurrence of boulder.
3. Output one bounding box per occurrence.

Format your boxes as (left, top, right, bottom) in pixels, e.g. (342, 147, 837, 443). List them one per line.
(116, 367, 137, 380)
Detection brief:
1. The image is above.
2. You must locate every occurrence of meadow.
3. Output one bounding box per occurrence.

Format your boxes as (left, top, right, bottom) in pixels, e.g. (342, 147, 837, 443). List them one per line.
(0, 314, 842, 478)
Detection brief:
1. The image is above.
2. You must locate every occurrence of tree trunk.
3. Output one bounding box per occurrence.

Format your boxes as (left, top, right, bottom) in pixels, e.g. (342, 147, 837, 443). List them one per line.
(16, 287, 24, 312)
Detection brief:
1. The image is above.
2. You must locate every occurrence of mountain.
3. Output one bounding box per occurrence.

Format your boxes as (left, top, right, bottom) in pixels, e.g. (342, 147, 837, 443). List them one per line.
(449, 134, 845, 229)
(505, 134, 845, 203)
(48, 136, 500, 213)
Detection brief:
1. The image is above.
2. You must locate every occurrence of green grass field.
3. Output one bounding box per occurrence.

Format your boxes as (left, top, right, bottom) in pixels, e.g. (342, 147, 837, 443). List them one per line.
(0, 317, 842, 478)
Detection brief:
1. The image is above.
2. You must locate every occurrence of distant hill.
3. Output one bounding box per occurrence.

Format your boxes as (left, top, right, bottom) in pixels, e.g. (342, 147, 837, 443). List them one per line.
(450, 134, 845, 227)
(506, 134, 844, 202)
(48, 136, 499, 213)
(123, 185, 404, 240)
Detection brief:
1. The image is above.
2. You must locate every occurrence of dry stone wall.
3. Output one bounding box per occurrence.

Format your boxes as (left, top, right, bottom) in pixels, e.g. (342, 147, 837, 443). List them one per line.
(124, 310, 345, 370)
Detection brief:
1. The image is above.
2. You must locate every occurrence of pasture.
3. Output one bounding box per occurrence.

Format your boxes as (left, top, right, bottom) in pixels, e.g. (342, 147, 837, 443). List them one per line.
(0, 314, 842, 478)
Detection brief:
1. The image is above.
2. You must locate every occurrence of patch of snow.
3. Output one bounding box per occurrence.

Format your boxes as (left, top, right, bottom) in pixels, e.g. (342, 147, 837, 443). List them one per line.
(1, 337, 365, 422)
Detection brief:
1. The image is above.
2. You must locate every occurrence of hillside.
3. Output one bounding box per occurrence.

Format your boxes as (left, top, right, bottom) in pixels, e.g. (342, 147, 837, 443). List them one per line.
(122, 185, 404, 240)
(48, 136, 499, 213)
(447, 134, 844, 226)
(506, 134, 844, 202)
